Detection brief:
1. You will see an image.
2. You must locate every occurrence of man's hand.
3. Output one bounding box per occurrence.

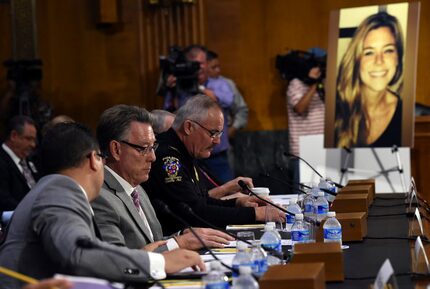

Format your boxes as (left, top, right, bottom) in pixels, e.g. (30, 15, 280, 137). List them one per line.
(208, 176, 253, 199)
(255, 206, 285, 222)
(23, 279, 73, 289)
(163, 249, 205, 273)
(166, 75, 177, 88)
(176, 228, 234, 250)
(143, 240, 167, 252)
(308, 67, 321, 80)
(235, 195, 267, 208)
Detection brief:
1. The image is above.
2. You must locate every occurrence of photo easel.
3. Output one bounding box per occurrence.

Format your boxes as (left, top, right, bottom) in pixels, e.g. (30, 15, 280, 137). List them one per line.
(339, 145, 408, 193)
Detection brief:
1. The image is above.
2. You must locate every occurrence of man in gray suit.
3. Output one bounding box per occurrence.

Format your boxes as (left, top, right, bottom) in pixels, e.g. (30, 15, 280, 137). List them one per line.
(0, 122, 204, 289)
(92, 104, 233, 251)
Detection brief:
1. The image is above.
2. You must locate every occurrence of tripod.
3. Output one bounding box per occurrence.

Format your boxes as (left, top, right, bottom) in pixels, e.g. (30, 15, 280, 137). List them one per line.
(339, 145, 408, 193)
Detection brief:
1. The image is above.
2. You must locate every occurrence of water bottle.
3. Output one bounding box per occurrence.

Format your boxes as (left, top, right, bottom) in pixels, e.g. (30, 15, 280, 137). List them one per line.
(318, 178, 336, 203)
(290, 213, 310, 249)
(235, 266, 259, 289)
(249, 240, 267, 276)
(323, 211, 342, 245)
(260, 223, 282, 265)
(303, 192, 315, 220)
(286, 199, 302, 225)
(311, 185, 321, 198)
(266, 222, 281, 239)
(232, 242, 252, 285)
(203, 261, 229, 289)
(314, 191, 329, 222)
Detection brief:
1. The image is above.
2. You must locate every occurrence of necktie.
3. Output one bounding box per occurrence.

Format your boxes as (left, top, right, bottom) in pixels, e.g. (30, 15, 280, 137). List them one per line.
(19, 159, 36, 188)
(131, 190, 141, 211)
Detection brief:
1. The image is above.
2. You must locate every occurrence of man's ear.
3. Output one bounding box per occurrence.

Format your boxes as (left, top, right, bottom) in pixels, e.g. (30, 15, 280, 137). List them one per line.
(183, 120, 193, 136)
(88, 151, 99, 171)
(109, 140, 121, 161)
(9, 130, 19, 141)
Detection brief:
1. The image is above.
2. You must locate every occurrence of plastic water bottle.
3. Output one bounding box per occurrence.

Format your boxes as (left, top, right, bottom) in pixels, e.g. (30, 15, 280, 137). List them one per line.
(260, 223, 282, 265)
(303, 192, 315, 220)
(232, 242, 252, 285)
(291, 213, 310, 249)
(286, 199, 302, 225)
(311, 185, 322, 198)
(323, 211, 342, 245)
(250, 240, 267, 276)
(266, 222, 281, 239)
(203, 261, 229, 289)
(318, 178, 336, 203)
(314, 191, 329, 222)
(235, 266, 259, 289)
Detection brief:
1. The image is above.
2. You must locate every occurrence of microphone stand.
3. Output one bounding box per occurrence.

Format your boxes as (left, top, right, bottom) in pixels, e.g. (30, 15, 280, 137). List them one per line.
(284, 152, 344, 188)
(75, 238, 166, 289)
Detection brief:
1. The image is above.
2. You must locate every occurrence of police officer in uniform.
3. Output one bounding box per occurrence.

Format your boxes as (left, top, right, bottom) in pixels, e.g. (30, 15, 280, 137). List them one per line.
(144, 95, 284, 235)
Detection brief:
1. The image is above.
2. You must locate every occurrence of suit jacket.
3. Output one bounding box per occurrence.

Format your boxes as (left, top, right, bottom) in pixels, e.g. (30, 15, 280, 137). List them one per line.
(0, 146, 38, 212)
(0, 174, 156, 289)
(92, 168, 165, 250)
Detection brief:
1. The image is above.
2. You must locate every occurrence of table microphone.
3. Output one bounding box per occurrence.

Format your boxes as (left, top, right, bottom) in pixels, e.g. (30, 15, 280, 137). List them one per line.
(238, 180, 320, 227)
(153, 199, 238, 274)
(75, 238, 165, 289)
(284, 152, 344, 188)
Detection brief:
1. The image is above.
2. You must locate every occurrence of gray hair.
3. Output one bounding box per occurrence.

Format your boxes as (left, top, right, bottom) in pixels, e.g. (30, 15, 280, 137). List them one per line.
(172, 95, 221, 130)
(150, 109, 175, 134)
(97, 104, 152, 156)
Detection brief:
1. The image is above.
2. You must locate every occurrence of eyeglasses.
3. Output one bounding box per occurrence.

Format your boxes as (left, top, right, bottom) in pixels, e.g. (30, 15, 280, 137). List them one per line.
(189, 120, 223, 138)
(119, 140, 159, 155)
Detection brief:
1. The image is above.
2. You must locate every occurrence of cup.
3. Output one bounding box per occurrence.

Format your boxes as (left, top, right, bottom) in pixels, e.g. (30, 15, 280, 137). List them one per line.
(251, 187, 270, 198)
(237, 231, 255, 251)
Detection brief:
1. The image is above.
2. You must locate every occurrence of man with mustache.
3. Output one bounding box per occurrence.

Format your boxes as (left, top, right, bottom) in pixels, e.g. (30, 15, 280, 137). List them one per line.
(143, 95, 284, 235)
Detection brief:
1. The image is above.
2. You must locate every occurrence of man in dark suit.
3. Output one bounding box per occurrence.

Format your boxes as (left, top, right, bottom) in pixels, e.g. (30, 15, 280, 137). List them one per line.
(0, 115, 38, 213)
(92, 105, 232, 251)
(0, 122, 204, 289)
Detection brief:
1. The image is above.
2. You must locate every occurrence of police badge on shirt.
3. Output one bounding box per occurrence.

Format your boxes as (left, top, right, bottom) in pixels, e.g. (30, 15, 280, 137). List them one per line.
(163, 156, 182, 183)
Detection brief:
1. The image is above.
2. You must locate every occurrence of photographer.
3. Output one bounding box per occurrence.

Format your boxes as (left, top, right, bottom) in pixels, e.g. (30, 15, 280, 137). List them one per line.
(285, 47, 326, 186)
(161, 45, 223, 112)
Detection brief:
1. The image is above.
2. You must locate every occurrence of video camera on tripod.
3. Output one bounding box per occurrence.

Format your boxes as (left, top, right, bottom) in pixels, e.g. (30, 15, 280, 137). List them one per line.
(158, 46, 201, 96)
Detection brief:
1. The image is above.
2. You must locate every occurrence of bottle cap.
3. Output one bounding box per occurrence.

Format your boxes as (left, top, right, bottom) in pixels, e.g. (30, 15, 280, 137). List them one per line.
(295, 213, 304, 220)
(264, 223, 274, 231)
(327, 211, 336, 217)
(318, 191, 325, 197)
(289, 198, 297, 205)
(239, 266, 252, 275)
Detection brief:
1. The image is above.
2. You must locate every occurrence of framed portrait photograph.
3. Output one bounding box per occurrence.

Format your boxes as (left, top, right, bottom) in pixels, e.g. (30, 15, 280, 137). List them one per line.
(324, 2, 420, 148)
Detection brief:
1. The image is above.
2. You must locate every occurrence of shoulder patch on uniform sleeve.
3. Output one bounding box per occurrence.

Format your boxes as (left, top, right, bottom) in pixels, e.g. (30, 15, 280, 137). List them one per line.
(162, 156, 182, 183)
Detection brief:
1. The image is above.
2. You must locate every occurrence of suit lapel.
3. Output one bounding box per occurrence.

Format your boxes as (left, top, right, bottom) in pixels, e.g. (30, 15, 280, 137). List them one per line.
(0, 147, 30, 189)
(103, 168, 154, 243)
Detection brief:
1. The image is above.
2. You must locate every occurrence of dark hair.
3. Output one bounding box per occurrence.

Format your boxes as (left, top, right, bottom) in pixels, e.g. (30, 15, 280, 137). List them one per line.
(5, 115, 36, 138)
(41, 122, 99, 174)
(97, 104, 152, 156)
(207, 50, 218, 62)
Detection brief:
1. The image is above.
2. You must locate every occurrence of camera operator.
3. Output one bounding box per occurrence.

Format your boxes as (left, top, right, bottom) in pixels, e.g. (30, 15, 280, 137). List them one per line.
(162, 45, 222, 111)
(286, 47, 326, 187)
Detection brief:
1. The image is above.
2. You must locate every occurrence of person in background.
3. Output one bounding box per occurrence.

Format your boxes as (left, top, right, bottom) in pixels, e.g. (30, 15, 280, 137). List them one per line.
(286, 48, 326, 187)
(335, 11, 404, 147)
(206, 50, 249, 175)
(0, 115, 38, 213)
(150, 109, 175, 134)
